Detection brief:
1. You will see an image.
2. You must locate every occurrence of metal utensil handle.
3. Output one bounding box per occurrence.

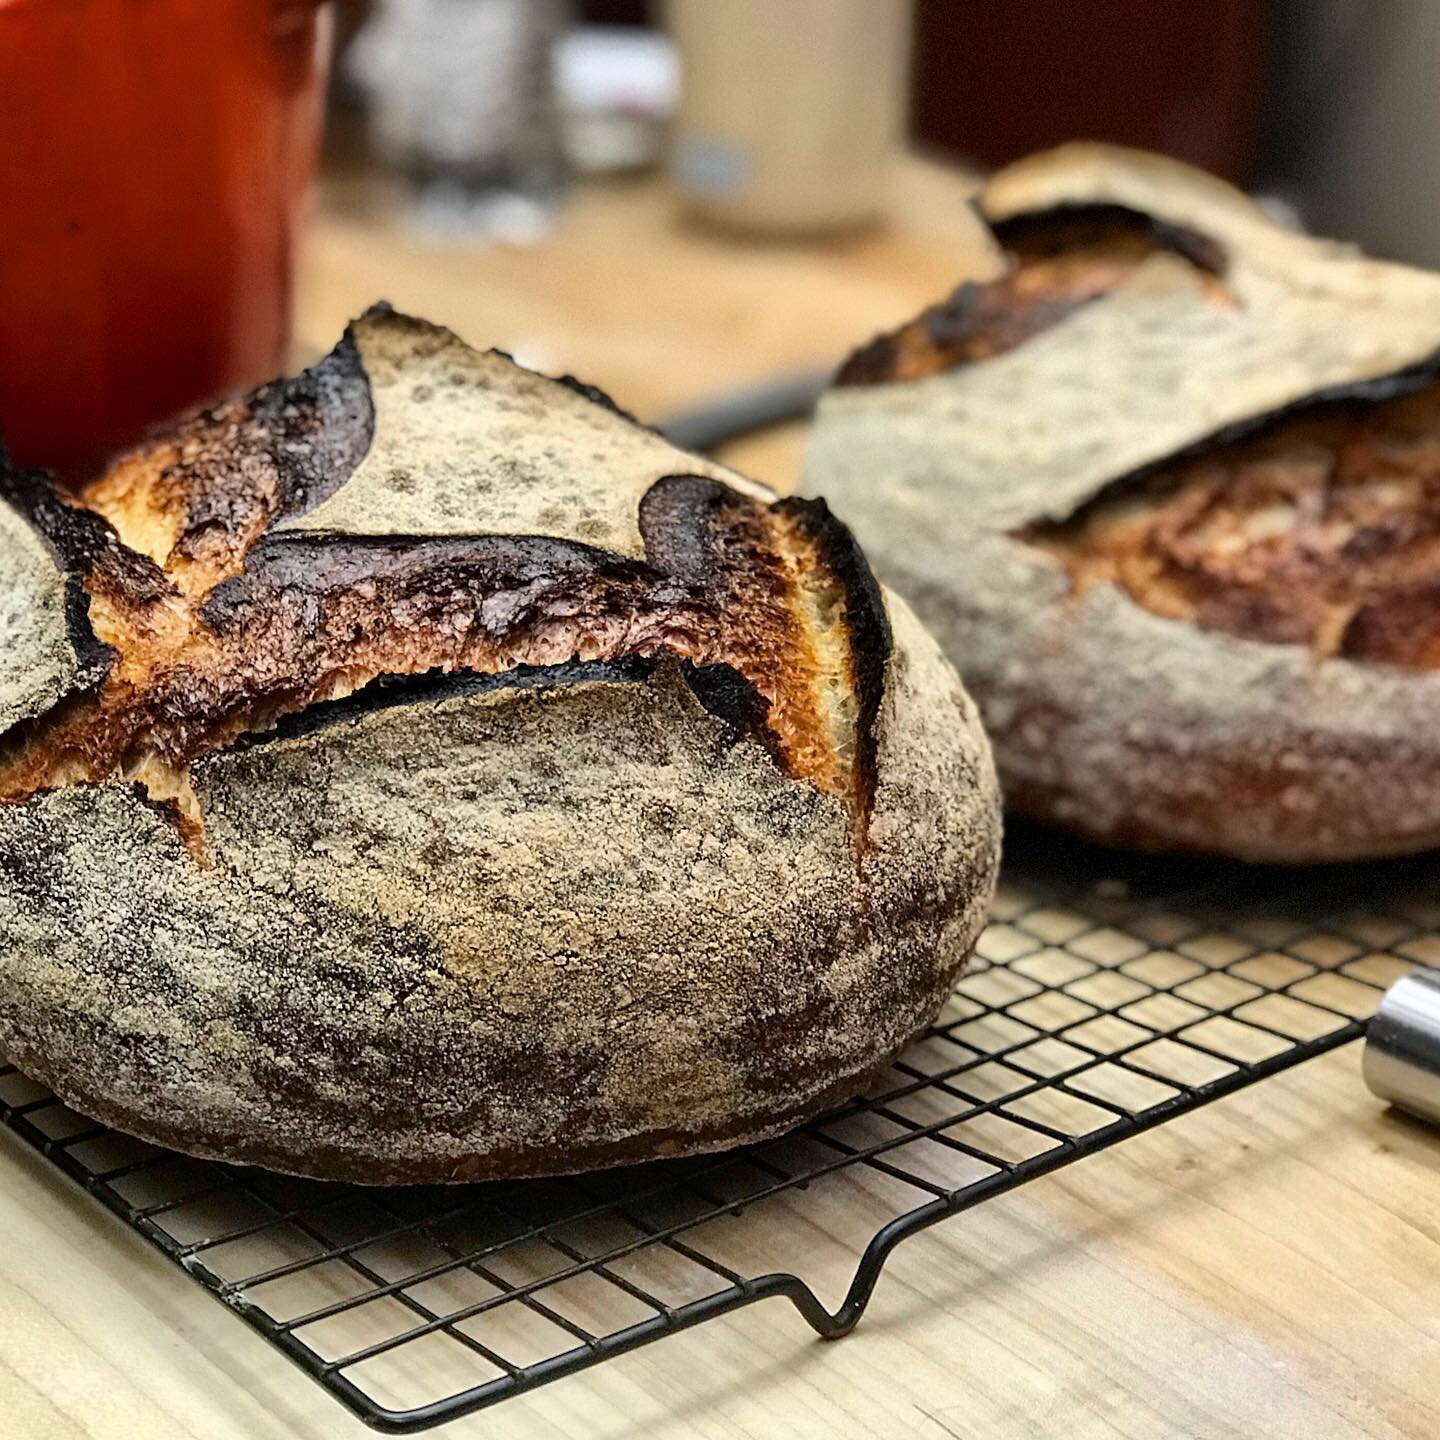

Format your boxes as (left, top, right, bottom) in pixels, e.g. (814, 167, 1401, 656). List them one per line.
(1363, 967, 1440, 1126)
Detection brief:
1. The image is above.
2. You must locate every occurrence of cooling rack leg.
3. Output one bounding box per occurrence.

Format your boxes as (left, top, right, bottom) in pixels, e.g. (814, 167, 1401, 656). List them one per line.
(754, 1197, 954, 1338)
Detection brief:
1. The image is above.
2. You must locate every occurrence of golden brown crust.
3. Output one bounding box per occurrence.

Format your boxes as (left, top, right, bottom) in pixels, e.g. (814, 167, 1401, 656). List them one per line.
(78, 333, 375, 592)
(1023, 378, 1440, 669)
(0, 307, 1000, 1181)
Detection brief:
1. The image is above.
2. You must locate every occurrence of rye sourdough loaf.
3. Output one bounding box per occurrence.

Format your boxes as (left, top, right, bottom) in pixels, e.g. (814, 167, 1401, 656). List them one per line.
(805, 143, 1440, 863)
(0, 306, 1000, 1183)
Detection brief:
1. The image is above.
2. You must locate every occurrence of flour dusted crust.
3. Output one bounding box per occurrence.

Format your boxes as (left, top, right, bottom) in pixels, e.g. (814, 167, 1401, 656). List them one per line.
(0, 307, 999, 1183)
(0, 486, 105, 733)
(279, 310, 771, 551)
(806, 143, 1440, 862)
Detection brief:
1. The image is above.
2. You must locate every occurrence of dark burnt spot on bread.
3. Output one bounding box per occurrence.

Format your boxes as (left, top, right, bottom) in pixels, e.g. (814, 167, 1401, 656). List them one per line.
(1022, 374, 1440, 667)
(0, 309, 892, 857)
(836, 203, 1231, 387)
(636, 472, 733, 580)
(990, 203, 1228, 277)
(77, 328, 375, 595)
(679, 661, 772, 740)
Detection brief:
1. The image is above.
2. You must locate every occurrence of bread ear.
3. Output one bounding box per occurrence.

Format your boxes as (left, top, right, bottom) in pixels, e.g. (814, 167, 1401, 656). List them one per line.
(812, 144, 1440, 537)
(976, 141, 1271, 238)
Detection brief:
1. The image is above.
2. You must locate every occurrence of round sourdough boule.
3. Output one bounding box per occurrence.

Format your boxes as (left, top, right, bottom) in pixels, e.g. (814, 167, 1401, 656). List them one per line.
(805, 143, 1440, 863)
(0, 306, 1000, 1184)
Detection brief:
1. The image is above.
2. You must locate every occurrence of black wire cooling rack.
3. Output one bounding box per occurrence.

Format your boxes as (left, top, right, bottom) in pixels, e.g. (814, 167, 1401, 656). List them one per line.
(0, 825, 1430, 1433)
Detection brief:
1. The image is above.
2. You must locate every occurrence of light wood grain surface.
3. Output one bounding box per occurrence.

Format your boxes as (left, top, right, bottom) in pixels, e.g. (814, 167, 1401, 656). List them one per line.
(1, 1045, 1434, 1439)
(2, 158, 1437, 1440)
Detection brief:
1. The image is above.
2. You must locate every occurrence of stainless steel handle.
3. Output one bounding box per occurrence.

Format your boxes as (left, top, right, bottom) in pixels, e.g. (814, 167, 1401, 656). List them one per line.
(1363, 967, 1440, 1126)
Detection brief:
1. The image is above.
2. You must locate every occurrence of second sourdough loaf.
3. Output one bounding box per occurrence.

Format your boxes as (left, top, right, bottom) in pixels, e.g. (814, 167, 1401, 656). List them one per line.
(807, 144, 1440, 862)
(0, 306, 1000, 1183)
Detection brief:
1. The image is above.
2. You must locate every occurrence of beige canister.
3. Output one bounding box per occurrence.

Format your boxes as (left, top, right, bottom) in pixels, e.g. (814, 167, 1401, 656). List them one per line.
(665, 0, 912, 237)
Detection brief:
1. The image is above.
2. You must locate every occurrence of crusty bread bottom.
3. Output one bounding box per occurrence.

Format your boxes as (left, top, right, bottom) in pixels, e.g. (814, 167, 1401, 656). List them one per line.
(2, 996, 951, 1186)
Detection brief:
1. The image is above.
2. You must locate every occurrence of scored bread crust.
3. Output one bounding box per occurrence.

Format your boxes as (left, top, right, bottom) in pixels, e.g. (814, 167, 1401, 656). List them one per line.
(0, 307, 1000, 1183)
(805, 143, 1440, 862)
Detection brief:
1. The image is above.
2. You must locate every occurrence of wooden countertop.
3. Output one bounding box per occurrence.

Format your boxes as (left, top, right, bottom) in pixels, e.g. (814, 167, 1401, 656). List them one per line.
(3, 159, 1438, 1440)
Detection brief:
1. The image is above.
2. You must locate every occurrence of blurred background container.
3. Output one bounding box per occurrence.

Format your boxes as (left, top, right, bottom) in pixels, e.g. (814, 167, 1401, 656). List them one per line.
(348, 0, 569, 238)
(666, 0, 911, 237)
(0, 0, 330, 479)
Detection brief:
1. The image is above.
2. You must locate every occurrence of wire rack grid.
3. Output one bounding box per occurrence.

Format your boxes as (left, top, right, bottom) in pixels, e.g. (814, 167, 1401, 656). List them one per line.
(0, 827, 1430, 1433)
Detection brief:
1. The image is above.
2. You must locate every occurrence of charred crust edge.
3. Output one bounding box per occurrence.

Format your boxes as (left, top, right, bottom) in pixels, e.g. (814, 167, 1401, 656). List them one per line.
(259, 329, 376, 524)
(636, 473, 738, 581)
(680, 661, 774, 739)
(987, 201, 1229, 276)
(200, 530, 657, 631)
(155, 326, 375, 562)
(230, 657, 658, 751)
